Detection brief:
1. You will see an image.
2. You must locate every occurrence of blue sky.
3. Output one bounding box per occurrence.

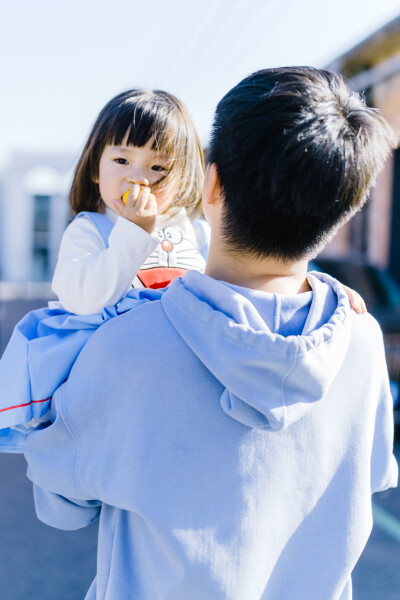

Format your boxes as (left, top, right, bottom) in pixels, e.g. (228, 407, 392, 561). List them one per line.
(1, 0, 399, 166)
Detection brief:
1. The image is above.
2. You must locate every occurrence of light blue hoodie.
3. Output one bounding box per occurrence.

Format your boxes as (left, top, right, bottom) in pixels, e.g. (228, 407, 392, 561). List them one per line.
(25, 271, 398, 600)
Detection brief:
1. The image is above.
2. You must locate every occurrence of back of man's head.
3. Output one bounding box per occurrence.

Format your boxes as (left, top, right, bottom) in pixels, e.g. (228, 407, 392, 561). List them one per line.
(208, 67, 397, 260)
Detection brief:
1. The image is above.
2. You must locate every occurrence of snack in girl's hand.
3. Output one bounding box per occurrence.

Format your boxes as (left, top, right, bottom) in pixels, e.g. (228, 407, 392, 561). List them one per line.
(122, 188, 132, 206)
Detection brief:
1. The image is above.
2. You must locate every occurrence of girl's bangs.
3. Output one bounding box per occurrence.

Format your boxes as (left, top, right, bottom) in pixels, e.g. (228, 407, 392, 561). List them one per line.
(106, 99, 182, 162)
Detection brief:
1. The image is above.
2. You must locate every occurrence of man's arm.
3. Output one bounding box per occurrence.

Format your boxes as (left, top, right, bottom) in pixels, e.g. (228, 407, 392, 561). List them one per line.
(370, 327, 398, 493)
(31, 485, 101, 530)
(24, 306, 149, 529)
(370, 382, 398, 494)
(25, 387, 102, 530)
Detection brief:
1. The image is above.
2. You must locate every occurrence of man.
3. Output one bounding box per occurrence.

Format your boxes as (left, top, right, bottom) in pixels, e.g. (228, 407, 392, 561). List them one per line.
(25, 67, 398, 600)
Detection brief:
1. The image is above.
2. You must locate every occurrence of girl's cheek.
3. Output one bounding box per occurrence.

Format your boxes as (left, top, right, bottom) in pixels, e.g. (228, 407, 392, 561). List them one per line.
(156, 192, 173, 213)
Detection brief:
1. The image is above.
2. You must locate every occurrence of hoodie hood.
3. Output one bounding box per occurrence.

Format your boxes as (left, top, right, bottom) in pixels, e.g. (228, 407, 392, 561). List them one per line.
(161, 270, 352, 431)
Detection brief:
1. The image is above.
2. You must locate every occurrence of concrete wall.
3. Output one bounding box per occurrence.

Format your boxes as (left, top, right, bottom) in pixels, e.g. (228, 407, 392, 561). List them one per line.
(0, 153, 74, 282)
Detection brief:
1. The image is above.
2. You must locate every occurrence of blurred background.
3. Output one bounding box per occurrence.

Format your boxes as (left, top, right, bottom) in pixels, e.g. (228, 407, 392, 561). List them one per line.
(1, 0, 400, 598)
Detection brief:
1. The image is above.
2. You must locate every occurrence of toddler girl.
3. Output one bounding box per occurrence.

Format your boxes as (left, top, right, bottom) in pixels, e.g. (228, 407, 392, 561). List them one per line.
(0, 89, 209, 450)
(52, 89, 209, 315)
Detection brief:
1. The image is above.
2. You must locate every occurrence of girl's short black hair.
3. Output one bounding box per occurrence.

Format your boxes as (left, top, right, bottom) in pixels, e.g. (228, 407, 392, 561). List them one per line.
(70, 89, 204, 216)
(208, 67, 397, 260)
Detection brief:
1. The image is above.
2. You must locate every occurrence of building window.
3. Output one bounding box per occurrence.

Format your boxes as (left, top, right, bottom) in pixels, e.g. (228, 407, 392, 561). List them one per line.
(34, 194, 50, 232)
(32, 194, 51, 280)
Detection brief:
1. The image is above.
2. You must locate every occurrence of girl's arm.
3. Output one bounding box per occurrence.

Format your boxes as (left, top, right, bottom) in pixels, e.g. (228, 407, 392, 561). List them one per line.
(52, 216, 158, 315)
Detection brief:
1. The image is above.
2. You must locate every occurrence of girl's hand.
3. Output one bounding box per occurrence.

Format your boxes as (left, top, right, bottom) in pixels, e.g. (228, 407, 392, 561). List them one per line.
(112, 184, 157, 234)
(342, 284, 367, 314)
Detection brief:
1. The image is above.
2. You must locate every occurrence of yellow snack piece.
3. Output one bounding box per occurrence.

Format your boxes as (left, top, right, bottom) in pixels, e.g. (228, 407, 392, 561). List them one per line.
(122, 188, 132, 205)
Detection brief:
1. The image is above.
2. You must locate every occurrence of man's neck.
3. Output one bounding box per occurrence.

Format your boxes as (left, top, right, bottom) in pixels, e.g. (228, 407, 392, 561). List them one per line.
(204, 239, 311, 295)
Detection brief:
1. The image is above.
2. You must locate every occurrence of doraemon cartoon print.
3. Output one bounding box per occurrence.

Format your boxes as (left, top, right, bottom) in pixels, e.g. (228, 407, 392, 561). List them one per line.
(132, 224, 206, 289)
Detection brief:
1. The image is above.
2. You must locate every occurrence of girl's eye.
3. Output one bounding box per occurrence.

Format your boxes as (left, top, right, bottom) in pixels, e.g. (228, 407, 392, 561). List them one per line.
(151, 165, 168, 172)
(114, 158, 129, 165)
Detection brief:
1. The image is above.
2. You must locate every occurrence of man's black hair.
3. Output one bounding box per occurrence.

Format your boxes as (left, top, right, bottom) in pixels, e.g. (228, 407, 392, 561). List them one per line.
(208, 67, 397, 260)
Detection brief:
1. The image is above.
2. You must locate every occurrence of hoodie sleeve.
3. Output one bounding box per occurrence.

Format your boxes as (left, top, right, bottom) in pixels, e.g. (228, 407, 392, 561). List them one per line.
(370, 330, 399, 494)
(24, 295, 166, 526)
(24, 379, 103, 529)
(31, 485, 101, 530)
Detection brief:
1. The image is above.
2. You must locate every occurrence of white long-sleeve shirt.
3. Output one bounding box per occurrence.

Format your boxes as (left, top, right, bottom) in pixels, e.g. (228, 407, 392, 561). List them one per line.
(52, 208, 209, 315)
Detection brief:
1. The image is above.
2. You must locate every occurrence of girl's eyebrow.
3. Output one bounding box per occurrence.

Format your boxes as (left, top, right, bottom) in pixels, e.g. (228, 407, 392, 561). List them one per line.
(109, 145, 130, 152)
(110, 145, 170, 161)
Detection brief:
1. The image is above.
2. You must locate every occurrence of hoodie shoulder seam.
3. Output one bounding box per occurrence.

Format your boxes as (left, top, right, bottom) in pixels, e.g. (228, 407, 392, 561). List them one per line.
(279, 345, 299, 429)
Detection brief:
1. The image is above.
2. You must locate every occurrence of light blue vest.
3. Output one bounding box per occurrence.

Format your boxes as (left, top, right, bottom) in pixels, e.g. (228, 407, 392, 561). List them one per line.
(0, 212, 163, 452)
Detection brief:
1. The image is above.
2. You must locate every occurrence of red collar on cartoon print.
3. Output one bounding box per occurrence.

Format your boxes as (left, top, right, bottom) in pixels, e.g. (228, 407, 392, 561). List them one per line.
(136, 224, 206, 289)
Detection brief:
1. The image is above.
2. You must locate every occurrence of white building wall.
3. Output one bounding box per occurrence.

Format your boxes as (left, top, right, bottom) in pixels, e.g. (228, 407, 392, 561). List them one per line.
(2, 158, 33, 281)
(0, 153, 74, 282)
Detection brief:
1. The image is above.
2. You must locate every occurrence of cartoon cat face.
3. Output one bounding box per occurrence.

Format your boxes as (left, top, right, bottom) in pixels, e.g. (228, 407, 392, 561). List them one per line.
(134, 225, 206, 289)
(142, 226, 205, 272)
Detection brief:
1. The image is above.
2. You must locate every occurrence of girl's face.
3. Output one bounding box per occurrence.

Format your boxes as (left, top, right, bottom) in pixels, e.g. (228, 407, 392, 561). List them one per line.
(97, 137, 177, 215)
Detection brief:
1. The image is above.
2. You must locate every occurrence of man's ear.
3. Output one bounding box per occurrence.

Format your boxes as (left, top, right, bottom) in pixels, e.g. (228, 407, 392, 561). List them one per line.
(203, 163, 222, 206)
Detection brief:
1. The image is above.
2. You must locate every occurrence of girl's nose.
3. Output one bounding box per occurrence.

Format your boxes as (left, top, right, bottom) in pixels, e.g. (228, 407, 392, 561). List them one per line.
(127, 175, 150, 187)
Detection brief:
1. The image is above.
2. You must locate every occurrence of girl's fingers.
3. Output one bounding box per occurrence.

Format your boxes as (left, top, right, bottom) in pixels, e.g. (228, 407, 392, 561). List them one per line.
(133, 184, 142, 200)
(122, 187, 157, 230)
(129, 183, 141, 204)
(353, 296, 362, 314)
(134, 186, 151, 211)
(144, 193, 157, 213)
(355, 293, 367, 314)
(347, 289, 367, 314)
(122, 184, 141, 206)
